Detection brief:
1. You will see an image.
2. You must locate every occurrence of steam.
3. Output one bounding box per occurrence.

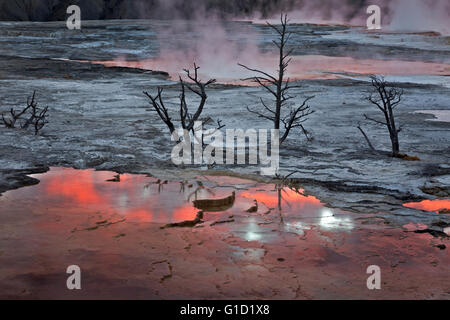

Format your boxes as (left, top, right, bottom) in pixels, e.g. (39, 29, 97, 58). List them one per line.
(103, 0, 450, 83)
(247, 0, 375, 26)
(387, 0, 450, 35)
(158, 21, 260, 81)
(251, 0, 450, 34)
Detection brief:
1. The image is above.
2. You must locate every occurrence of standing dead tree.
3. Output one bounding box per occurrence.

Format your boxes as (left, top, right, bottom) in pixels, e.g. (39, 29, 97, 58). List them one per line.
(239, 14, 314, 145)
(144, 64, 223, 142)
(361, 75, 404, 157)
(1, 91, 49, 135)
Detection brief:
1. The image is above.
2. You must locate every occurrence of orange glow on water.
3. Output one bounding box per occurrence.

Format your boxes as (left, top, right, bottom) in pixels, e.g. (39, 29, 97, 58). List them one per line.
(27, 168, 196, 223)
(124, 209, 154, 223)
(172, 206, 201, 222)
(241, 188, 322, 211)
(45, 169, 105, 204)
(403, 199, 450, 212)
(0, 168, 333, 226)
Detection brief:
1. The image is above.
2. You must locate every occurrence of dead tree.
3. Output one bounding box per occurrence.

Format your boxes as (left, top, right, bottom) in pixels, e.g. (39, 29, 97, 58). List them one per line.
(144, 64, 219, 136)
(144, 87, 176, 134)
(1, 91, 49, 135)
(363, 75, 403, 157)
(1, 92, 36, 128)
(2, 107, 26, 128)
(239, 14, 314, 145)
(144, 64, 223, 148)
(29, 105, 49, 135)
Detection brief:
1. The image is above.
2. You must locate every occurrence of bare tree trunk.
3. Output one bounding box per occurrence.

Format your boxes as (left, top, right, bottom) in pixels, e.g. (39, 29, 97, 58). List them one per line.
(388, 103, 400, 156)
(390, 133, 400, 157)
(365, 75, 404, 157)
(274, 20, 285, 131)
(239, 14, 314, 145)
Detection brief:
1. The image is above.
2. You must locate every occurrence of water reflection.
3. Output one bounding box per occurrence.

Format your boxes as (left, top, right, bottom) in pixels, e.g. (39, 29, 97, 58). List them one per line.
(244, 218, 263, 242)
(0, 168, 355, 239)
(319, 209, 354, 230)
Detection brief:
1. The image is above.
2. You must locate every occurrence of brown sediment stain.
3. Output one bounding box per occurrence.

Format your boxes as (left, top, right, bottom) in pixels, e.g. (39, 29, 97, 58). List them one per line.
(395, 153, 420, 161)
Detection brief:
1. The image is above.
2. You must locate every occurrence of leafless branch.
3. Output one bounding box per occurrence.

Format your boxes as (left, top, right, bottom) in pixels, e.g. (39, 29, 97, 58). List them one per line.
(144, 88, 175, 134)
(357, 125, 376, 152)
(144, 63, 222, 153)
(363, 75, 404, 157)
(238, 14, 314, 145)
(1, 91, 36, 128)
(2, 91, 49, 135)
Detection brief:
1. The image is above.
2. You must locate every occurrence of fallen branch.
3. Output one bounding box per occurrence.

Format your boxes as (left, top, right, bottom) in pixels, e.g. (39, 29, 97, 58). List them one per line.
(357, 125, 377, 152)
